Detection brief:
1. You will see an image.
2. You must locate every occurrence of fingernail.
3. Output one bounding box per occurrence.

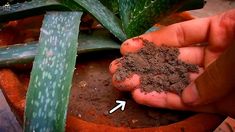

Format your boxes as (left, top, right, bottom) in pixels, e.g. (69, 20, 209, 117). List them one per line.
(182, 83, 199, 105)
(121, 38, 144, 55)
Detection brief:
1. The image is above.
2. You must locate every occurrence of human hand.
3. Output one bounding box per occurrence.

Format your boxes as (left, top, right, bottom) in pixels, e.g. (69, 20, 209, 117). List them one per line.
(109, 9, 235, 118)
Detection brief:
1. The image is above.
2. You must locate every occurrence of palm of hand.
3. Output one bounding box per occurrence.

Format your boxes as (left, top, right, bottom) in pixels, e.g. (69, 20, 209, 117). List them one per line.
(110, 9, 235, 117)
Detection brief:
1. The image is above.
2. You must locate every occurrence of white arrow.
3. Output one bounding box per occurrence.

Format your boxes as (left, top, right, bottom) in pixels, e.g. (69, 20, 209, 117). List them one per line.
(109, 100, 126, 114)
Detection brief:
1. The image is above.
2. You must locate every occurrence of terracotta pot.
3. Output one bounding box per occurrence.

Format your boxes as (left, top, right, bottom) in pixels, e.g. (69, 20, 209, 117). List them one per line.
(0, 51, 225, 132)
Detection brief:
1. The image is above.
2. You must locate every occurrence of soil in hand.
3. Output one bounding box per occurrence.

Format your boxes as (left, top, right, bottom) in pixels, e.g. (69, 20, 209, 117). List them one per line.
(115, 38, 199, 95)
(67, 52, 193, 128)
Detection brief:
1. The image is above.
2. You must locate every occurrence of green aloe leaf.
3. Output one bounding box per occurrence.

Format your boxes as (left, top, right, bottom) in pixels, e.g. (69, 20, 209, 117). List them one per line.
(0, 42, 37, 66)
(0, 0, 126, 41)
(72, 0, 127, 41)
(99, 0, 119, 14)
(78, 29, 120, 53)
(0, 0, 71, 22)
(0, 0, 205, 41)
(119, 0, 187, 38)
(0, 29, 120, 67)
(24, 11, 82, 132)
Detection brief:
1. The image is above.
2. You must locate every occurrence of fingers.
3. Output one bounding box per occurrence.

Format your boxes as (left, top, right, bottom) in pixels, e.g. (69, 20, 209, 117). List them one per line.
(120, 17, 212, 55)
(121, 9, 235, 66)
(111, 9, 235, 115)
(109, 59, 122, 74)
(112, 74, 140, 91)
(120, 37, 205, 65)
(195, 11, 235, 110)
(138, 18, 210, 47)
(121, 9, 235, 52)
(119, 46, 205, 69)
(206, 9, 235, 53)
(111, 69, 202, 92)
(189, 68, 204, 81)
(110, 53, 204, 92)
(178, 47, 205, 66)
(132, 89, 187, 110)
(120, 9, 235, 62)
(131, 89, 219, 114)
(120, 38, 144, 55)
(182, 43, 235, 106)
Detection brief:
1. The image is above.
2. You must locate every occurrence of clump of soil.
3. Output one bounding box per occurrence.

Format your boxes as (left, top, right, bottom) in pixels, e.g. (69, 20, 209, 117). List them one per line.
(115, 38, 199, 95)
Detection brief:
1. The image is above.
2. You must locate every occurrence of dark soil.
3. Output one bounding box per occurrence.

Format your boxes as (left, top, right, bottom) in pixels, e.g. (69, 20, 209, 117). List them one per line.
(115, 39, 199, 95)
(67, 52, 193, 128)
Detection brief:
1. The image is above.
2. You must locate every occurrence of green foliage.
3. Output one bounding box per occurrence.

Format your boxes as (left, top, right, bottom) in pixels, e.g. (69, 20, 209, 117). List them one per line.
(0, 0, 205, 39)
(24, 11, 82, 132)
(119, 0, 185, 38)
(0, 42, 37, 66)
(0, 0, 71, 22)
(0, 29, 120, 67)
(72, 0, 127, 41)
(78, 29, 120, 53)
(99, 0, 119, 14)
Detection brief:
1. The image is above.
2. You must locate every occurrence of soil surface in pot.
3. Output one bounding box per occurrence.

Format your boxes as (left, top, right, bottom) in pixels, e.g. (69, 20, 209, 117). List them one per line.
(114, 38, 199, 95)
(14, 50, 195, 129)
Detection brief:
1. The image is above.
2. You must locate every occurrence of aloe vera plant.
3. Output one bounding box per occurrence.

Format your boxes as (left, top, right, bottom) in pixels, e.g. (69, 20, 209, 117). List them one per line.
(24, 11, 82, 131)
(0, 0, 205, 40)
(0, 0, 206, 131)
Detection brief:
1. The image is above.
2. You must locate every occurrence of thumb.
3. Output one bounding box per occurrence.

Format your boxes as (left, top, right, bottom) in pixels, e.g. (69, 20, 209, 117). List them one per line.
(182, 42, 235, 105)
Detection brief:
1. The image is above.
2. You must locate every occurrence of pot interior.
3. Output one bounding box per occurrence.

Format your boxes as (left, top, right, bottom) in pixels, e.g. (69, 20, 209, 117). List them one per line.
(15, 50, 194, 128)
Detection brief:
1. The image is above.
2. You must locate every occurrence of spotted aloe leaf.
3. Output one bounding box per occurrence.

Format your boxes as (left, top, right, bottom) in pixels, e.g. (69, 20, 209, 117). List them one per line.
(119, 0, 204, 38)
(72, 0, 127, 41)
(24, 11, 82, 132)
(0, 29, 120, 67)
